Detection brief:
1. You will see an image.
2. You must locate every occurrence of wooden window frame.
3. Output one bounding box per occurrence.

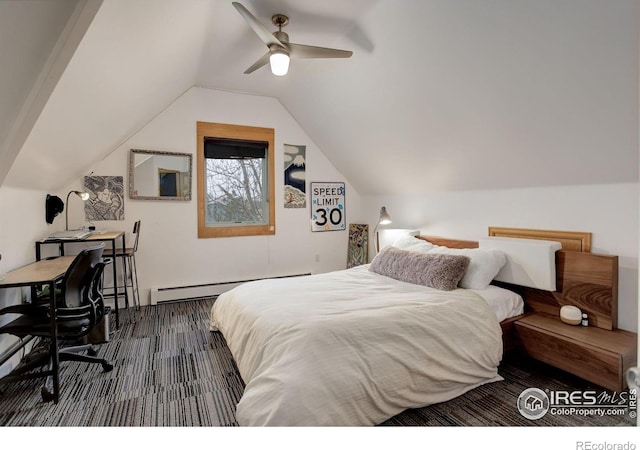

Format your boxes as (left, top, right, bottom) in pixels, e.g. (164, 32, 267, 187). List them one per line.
(197, 121, 275, 238)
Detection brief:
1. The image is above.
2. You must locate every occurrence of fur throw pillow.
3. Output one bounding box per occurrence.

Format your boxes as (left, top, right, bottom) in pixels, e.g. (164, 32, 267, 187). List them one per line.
(369, 246, 470, 291)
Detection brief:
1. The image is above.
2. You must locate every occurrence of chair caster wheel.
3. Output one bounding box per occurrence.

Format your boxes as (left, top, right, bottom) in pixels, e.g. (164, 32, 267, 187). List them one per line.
(41, 387, 55, 403)
(102, 362, 113, 372)
(87, 346, 98, 357)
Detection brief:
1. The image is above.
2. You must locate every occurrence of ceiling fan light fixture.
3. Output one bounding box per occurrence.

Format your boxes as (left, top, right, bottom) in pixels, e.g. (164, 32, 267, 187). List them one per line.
(269, 47, 289, 76)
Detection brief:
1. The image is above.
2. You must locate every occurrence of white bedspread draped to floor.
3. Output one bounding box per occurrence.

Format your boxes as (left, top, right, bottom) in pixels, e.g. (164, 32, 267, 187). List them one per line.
(211, 266, 503, 426)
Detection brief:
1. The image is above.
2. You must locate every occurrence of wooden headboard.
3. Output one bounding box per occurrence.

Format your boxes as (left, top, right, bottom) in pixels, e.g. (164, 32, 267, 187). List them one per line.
(488, 227, 592, 252)
(418, 227, 618, 330)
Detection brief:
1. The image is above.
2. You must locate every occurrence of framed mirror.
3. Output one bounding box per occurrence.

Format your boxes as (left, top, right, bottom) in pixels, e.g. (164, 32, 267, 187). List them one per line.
(129, 149, 192, 200)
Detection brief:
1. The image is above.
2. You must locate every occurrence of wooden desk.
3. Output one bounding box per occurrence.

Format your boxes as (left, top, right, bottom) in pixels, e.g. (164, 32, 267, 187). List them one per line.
(35, 231, 125, 328)
(0, 256, 76, 403)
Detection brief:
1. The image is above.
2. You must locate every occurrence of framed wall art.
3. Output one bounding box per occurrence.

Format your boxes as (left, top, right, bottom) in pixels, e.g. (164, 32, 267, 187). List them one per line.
(347, 224, 368, 268)
(284, 144, 306, 208)
(84, 175, 125, 221)
(310, 182, 345, 232)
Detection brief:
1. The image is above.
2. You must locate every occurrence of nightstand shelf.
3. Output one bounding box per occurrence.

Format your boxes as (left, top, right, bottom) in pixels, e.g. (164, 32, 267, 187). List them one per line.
(514, 313, 637, 392)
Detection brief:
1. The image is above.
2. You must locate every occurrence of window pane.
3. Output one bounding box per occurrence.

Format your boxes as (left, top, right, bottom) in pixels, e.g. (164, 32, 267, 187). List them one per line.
(205, 157, 267, 225)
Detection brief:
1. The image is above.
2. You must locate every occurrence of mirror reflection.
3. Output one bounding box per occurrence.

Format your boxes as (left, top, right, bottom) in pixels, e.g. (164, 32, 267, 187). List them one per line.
(129, 149, 192, 200)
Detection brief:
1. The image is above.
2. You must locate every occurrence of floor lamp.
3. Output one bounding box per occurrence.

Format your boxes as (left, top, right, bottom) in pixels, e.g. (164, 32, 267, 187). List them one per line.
(373, 206, 392, 253)
(65, 190, 90, 230)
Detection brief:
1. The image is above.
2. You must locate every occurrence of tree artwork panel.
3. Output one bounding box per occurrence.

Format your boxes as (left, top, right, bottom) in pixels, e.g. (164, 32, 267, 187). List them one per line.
(284, 144, 306, 208)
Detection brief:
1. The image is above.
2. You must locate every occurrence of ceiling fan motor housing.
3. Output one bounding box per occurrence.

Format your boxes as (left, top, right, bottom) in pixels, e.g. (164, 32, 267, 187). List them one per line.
(272, 30, 290, 46)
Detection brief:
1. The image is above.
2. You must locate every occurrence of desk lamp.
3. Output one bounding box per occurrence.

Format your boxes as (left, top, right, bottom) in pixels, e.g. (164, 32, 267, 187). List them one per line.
(65, 190, 90, 230)
(373, 206, 392, 253)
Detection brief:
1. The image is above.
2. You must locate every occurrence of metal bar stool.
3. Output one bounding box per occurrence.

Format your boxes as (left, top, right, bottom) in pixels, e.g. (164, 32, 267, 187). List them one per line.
(103, 220, 141, 311)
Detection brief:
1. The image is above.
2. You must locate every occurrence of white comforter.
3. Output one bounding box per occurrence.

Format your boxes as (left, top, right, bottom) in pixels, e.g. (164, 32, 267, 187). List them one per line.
(210, 265, 503, 426)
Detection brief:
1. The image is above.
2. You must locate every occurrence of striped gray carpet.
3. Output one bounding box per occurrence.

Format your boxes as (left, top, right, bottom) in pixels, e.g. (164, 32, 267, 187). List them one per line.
(0, 298, 634, 426)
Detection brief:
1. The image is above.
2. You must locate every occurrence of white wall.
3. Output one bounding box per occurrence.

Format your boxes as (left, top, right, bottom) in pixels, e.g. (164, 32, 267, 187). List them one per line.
(0, 185, 54, 377)
(62, 87, 364, 305)
(364, 182, 639, 332)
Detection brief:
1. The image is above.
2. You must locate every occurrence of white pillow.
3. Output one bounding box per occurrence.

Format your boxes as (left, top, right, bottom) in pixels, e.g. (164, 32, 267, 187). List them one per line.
(427, 247, 507, 289)
(390, 235, 435, 253)
(468, 285, 524, 322)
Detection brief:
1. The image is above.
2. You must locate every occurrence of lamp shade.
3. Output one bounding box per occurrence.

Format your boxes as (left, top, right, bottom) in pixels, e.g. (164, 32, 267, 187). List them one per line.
(373, 206, 392, 253)
(378, 206, 392, 225)
(65, 190, 90, 230)
(270, 48, 290, 76)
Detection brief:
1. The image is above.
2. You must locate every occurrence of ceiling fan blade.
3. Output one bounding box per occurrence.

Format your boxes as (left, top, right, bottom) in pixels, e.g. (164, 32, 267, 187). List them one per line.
(288, 43, 353, 59)
(244, 52, 270, 74)
(232, 2, 285, 49)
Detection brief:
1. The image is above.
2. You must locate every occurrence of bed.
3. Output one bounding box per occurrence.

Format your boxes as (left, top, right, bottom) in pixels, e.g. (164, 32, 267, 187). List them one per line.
(209, 227, 613, 426)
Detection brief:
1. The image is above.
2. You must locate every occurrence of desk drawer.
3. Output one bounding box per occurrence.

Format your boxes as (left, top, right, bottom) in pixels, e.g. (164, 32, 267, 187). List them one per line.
(515, 322, 622, 391)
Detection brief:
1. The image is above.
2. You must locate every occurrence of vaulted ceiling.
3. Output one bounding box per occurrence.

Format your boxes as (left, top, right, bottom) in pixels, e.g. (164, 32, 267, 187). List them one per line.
(2, 0, 638, 195)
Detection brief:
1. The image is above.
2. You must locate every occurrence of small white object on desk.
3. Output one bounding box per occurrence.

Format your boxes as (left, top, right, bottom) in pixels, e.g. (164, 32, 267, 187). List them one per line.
(559, 305, 582, 325)
(47, 230, 91, 240)
(581, 313, 589, 327)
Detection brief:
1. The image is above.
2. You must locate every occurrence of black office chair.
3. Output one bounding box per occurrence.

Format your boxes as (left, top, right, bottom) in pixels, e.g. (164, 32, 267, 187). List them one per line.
(0, 244, 113, 402)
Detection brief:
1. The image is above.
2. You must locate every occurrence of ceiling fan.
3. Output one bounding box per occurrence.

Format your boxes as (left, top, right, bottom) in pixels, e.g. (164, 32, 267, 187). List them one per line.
(232, 2, 353, 76)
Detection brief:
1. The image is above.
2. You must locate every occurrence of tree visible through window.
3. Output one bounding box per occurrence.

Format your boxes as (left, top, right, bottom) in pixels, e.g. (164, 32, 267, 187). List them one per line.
(197, 122, 275, 238)
(204, 138, 267, 225)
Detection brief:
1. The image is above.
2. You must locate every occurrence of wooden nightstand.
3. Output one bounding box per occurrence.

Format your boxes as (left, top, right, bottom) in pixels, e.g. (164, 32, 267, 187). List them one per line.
(515, 313, 637, 391)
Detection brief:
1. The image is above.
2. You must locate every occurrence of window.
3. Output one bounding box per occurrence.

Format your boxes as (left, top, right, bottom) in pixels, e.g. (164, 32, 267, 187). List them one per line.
(197, 122, 275, 238)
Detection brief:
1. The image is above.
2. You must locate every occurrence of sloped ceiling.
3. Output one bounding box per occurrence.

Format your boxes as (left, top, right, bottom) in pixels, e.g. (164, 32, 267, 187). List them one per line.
(3, 0, 638, 195)
(0, 0, 97, 186)
(4, 0, 213, 190)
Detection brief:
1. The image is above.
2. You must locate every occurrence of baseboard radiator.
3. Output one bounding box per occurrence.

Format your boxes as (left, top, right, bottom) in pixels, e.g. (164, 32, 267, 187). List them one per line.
(150, 273, 311, 305)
